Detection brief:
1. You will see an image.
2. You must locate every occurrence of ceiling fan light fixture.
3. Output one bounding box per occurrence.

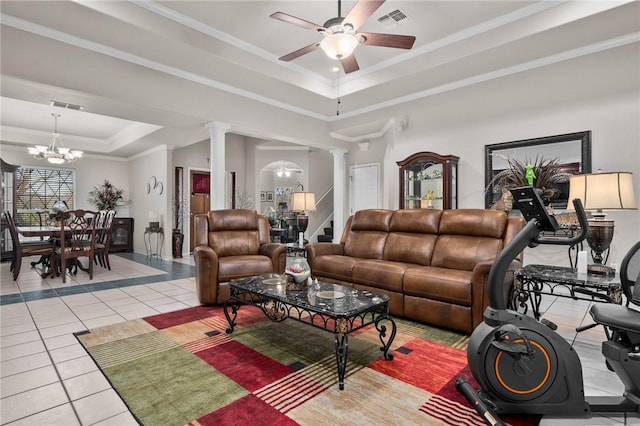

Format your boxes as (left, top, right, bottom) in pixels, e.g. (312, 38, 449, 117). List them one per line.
(320, 32, 358, 59)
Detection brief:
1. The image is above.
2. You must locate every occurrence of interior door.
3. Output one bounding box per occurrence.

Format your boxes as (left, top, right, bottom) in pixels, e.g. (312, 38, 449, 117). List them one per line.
(189, 170, 211, 252)
(349, 163, 380, 214)
(189, 194, 210, 252)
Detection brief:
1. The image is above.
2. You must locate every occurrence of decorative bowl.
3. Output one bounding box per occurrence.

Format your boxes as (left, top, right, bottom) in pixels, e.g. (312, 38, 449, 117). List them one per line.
(286, 270, 310, 284)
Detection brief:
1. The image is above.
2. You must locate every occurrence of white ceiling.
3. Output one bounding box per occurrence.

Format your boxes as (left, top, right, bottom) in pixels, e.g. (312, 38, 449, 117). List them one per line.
(1, 0, 638, 158)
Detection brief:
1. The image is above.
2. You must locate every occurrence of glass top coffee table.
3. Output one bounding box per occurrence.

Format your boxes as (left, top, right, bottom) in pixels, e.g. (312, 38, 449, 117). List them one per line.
(223, 274, 396, 390)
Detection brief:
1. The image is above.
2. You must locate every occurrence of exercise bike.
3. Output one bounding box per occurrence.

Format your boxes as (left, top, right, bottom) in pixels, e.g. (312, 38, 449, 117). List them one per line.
(457, 186, 640, 424)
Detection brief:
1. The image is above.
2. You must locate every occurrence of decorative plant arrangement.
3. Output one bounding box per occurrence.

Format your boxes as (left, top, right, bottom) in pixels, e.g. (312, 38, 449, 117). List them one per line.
(87, 180, 125, 210)
(171, 192, 190, 258)
(172, 192, 190, 231)
(486, 156, 572, 205)
(285, 258, 311, 287)
(235, 191, 253, 209)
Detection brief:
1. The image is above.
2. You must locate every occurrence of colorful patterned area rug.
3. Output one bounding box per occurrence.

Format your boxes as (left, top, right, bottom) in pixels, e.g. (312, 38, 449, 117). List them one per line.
(75, 305, 539, 426)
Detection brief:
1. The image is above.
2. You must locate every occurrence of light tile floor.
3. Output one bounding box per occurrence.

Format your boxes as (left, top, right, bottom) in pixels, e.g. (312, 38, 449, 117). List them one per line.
(0, 254, 638, 425)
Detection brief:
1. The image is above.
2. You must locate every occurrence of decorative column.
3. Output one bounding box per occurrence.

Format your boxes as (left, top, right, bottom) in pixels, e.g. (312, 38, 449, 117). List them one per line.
(330, 148, 348, 243)
(206, 121, 231, 210)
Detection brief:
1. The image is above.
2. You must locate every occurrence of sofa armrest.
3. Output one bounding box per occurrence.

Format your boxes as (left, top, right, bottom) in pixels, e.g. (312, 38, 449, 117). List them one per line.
(471, 258, 523, 328)
(306, 242, 345, 271)
(193, 245, 220, 304)
(259, 243, 287, 273)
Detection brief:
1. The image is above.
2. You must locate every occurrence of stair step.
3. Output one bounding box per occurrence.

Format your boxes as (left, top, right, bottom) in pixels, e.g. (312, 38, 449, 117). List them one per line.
(317, 235, 333, 243)
(323, 227, 333, 236)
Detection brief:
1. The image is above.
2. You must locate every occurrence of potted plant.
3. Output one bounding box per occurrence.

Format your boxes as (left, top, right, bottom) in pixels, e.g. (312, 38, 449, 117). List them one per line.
(87, 180, 125, 210)
(172, 193, 189, 258)
(486, 156, 572, 211)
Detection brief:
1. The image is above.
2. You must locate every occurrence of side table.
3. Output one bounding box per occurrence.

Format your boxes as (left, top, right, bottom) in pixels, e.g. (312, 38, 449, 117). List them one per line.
(270, 228, 285, 243)
(512, 264, 622, 319)
(144, 227, 164, 258)
(285, 243, 306, 258)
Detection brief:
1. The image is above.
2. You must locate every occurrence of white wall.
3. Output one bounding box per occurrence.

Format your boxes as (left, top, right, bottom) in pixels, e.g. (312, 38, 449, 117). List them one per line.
(0, 146, 131, 216)
(342, 43, 640, 267)
(129, 145, 170, 258)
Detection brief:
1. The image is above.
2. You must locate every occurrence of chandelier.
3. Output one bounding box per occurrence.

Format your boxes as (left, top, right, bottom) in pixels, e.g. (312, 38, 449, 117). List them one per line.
(28, 113, 83, 164)
(276, 161, 291, 177)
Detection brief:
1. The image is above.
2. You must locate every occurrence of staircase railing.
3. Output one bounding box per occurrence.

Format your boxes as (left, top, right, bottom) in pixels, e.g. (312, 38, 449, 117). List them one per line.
(309, 185, 333, 243)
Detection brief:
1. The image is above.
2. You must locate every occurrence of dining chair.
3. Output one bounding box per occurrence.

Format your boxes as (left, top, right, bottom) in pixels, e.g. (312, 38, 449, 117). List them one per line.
(4, 211, 54, 281)
(30, 209, 54, 269)
(53, 209, 100, 283)
(94, 210, 116, 270)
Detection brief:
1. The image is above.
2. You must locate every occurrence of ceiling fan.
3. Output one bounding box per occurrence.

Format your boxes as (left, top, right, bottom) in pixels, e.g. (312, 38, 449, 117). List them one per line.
(270, 0, 416, 74)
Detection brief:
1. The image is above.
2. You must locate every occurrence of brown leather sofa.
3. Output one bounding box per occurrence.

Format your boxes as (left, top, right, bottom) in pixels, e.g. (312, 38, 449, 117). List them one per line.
(306, 209, 524, 333)
(193, 209, 286, 304)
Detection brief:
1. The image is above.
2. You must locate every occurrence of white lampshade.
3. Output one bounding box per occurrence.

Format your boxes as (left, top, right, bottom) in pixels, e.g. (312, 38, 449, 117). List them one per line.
(567, 172, 637, 212)
(320, 33, 358, 59)
(290, 192, 316, 212)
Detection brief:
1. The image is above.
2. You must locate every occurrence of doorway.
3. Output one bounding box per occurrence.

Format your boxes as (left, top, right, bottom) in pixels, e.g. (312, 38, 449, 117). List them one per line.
(349, 163, 380, 214)
(189, 170, 210, 252)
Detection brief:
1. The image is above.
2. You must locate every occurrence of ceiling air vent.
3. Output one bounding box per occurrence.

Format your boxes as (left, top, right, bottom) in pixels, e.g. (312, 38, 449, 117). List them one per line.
(377, 9, 410, 26)
(50, 100, 84, 111)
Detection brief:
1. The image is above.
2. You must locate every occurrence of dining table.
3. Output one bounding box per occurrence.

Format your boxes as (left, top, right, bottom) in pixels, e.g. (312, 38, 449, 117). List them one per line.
(17, 226, 106, 279)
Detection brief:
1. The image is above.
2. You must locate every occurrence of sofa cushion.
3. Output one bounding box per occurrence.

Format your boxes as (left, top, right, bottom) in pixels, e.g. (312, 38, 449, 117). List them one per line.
(311, 255, 358, 282)
(343, 210, 393, 259)
(209, 231, 260, 257)
(352, 259, 411, 292)
(350, 209, 393, 231)
(208, 209, 258, 230)
(384, 233, 438, 265)
(207, 210, 261, 257)
(383, 210, 440, 265)
(218, 255, 273, 281)
(439, 209, 507, 238)
(389, 209, 441, 233)
(404, 295, 472, 333)
(431, 235, 503, 271)
(403, 266, 473, 305)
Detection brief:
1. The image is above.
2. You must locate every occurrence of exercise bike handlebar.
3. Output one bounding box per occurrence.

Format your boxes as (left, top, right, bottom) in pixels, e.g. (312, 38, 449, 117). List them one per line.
(533, 199, 589, 246)
(488, 196, 589, 310)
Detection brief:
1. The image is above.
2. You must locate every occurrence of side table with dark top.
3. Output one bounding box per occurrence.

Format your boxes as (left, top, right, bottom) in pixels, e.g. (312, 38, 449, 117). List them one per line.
(269, 227, 285, 243)
(285, 243, 307, 258)
(512, 264, 622, 319)
(144, 227, 164, 257)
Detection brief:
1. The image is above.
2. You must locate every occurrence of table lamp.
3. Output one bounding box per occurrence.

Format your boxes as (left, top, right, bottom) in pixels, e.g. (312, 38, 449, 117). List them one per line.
(567, 171, 637, 272)
(290, 191, 316, 242)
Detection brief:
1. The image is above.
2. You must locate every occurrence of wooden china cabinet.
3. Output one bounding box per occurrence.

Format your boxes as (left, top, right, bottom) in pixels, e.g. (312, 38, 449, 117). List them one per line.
(1, 159, 18, 261)
(398, 152, 459, 210)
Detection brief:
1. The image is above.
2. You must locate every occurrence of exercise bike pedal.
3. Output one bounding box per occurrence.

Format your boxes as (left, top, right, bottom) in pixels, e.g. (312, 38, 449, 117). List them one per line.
(540, 317, 557, 330)
(491, 339, 530, 356)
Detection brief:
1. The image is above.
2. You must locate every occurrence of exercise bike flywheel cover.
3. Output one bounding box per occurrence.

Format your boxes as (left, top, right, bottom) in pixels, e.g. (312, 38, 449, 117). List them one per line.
(484, 330, 558, 401)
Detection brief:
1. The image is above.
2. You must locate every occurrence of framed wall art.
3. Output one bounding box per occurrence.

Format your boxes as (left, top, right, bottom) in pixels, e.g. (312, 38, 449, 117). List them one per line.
(485, 131, 592, 209)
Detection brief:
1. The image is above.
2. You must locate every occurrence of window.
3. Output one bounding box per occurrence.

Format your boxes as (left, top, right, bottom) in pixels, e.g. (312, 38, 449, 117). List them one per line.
(16, 166, 75, 226)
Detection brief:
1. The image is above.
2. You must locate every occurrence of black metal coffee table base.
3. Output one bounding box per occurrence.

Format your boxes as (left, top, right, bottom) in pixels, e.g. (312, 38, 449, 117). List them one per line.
(223, 276, 396, 390)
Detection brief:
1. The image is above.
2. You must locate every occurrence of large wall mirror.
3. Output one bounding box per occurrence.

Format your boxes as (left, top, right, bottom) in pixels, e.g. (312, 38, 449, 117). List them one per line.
(485, 131, 592, 209)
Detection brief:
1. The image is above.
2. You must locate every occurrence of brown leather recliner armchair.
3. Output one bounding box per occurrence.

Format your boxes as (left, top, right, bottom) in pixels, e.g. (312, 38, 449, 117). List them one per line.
(193, 209, 286, 304)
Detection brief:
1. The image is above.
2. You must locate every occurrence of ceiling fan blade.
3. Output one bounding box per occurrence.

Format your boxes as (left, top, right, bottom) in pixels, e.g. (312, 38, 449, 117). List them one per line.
(343, 0, 386, 31)
(278, 42, 321, 62)
(341, 54, 360, 74)
(270, 12, 325, 33)
(359, 32, 416, 49)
